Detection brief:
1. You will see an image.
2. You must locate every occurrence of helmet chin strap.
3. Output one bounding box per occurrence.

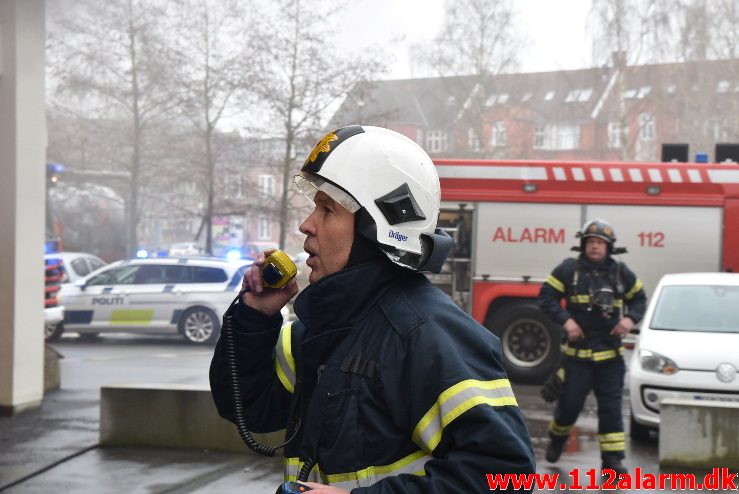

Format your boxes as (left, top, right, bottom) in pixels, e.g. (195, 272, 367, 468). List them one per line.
(351, 208, 453, 273)
(346, 209, 386, 267)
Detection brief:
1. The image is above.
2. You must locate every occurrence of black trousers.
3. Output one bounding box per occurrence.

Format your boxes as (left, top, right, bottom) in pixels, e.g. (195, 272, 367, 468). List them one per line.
(549, 356, 626, 460)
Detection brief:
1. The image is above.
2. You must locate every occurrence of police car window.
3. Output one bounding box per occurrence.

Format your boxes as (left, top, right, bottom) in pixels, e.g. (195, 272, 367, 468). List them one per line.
(192, 266, 227, 283)
(71, 258, 90, 277)
(162, 265, 192, 283)
(87, 265, 140, 286)
(133, 265, 168, 284)
(89, 258, 105, 271)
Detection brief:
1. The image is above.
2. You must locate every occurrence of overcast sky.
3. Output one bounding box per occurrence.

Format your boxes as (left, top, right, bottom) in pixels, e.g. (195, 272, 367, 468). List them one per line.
(339, 0, 594, 79)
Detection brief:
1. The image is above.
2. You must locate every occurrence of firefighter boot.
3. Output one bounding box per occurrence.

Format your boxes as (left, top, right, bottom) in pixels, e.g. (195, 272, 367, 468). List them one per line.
(601, 457, 628, 476)
(545, 435, 568, 463)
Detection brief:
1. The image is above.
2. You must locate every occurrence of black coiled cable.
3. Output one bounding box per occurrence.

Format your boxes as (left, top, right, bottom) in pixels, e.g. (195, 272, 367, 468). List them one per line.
(222, 291, 300, 457)
(297, 458, 317, 482)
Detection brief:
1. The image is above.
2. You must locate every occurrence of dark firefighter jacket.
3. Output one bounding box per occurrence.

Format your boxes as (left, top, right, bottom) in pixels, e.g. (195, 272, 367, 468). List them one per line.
(538, 254, 647, 360)
(210, 259, 535, 493)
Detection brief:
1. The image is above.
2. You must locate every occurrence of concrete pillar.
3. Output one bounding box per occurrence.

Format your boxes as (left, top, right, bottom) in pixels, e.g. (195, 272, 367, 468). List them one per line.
(659, 398, 739, 470)
(0, 0, 47, 416)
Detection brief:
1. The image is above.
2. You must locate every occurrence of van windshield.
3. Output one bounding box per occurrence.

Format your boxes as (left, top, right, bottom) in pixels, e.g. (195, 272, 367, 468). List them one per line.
(651, 284, 739, 333)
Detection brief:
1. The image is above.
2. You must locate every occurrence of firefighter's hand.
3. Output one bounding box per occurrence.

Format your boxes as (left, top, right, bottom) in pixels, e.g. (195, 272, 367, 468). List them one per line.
(611, 317, 634, 338)
(242, 249, 298, 316)
(301, 483, 348, 494)
(563, 318, 585, 341)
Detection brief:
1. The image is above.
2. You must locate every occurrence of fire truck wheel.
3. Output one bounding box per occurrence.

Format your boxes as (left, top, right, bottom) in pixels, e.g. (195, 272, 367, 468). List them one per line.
(485, 302, 560, 384)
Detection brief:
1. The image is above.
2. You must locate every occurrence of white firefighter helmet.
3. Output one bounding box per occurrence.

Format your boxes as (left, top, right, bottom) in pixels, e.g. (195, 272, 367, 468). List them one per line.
(295, 125, 452, 272)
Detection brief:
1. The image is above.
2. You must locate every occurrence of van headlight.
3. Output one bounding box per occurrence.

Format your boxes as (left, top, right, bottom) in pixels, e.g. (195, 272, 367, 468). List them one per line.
(640, 349, 679, 375)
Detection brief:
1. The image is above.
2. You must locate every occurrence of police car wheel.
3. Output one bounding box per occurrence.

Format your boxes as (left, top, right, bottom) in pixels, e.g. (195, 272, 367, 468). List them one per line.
(486, 301, 560, 384)
(45, 322, 64, 342)
(179, 307, 219, 345)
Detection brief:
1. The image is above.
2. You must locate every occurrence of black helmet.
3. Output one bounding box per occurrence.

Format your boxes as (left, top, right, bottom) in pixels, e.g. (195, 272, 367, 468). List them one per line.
(577, 218, 616, 253)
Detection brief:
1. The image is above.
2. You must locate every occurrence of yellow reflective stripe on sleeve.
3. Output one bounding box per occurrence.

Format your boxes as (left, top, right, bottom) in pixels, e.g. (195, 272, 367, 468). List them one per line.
(546, 275, 566, 293)
(625, 279, 644, 300)
(613, 299, 624, 308)
(412, 379, 517, 453)
(274, 323, 296, 394)
(323, 450, 430, 488)
(283, 457, 321, 483)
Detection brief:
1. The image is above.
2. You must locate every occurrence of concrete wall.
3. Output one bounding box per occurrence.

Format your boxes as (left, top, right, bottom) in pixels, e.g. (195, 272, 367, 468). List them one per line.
(659, 398, 739, 469)
(0, 0, 47, 416)
(100, 384, 284, 454)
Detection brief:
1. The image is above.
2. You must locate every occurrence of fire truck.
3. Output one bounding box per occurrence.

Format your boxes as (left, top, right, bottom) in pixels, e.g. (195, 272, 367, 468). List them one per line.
(429, 158, 739, 383)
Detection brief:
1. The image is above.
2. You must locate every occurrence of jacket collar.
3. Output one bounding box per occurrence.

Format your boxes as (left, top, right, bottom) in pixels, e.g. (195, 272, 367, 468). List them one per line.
(578, 253, 614, 270)
(293, 259, 406, 333)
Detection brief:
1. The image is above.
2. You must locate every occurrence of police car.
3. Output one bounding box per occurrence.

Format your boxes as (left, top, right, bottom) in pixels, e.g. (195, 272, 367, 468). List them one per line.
(50, 257, 254, 344)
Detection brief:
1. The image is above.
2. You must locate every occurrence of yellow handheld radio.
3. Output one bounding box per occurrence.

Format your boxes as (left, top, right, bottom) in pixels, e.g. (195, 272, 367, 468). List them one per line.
(261, 250, 298, 289)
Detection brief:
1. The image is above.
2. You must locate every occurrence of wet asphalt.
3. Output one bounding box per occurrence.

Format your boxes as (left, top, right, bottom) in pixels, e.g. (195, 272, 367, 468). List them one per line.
(0, 344, 722, 493)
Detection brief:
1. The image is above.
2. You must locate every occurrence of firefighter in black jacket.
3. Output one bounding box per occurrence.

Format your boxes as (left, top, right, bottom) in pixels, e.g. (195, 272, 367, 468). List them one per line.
(538, 219, 646, 475)
(210, 126, 535, 493)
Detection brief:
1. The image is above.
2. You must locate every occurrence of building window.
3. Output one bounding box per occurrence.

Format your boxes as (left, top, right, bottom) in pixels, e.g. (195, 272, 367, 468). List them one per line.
(491, 121, 507, 147)
(565, 88, 593, 102)
(607, 121, 626, 149)
(258, 216, 271, 240)
(485, 93, 510, 106)
(467, 128, 481, 152)
(259, 175, 275, 196)
(533, 126, 547, 149)
(426, 130, 447, 153)
(639, 113, 655, 141)
(637, 86, 651, 99)
(533, 124, 580, 150)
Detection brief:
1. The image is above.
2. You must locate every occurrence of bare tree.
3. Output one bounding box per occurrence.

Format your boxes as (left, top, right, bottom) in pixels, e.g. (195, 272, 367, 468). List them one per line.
(589, 0, 675, 160)
(48, 0, 180, 256)
(168, 0, 259, 255)
(667, 0, 739, 153)
(410, 0, 524, 158)
(252, 0, 386, 250)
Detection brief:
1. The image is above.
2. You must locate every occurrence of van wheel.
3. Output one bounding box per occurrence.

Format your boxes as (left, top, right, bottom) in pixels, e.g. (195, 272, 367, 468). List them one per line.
(486, 302, 561, 384)
(629, 410, 653, 442)
(179, 307, 219, 345)
(45, 322, 64, 342)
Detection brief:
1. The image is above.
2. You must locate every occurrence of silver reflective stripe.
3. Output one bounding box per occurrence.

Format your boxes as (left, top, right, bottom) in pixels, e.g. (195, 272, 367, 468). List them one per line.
(413, 379, 518, 453)
(323, 450, 430, 488)
(275, 323, 296, 393)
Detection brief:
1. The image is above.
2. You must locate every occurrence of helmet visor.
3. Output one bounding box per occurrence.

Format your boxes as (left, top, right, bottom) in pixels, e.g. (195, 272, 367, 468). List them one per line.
(293, 173, 361, 214)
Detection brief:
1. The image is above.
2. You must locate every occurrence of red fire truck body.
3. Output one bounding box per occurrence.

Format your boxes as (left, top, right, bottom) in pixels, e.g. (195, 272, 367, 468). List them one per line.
(432, 159, 739, 383)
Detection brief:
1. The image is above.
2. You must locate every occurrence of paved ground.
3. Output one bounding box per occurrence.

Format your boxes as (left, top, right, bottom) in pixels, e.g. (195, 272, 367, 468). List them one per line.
(1, 341, 723, 493)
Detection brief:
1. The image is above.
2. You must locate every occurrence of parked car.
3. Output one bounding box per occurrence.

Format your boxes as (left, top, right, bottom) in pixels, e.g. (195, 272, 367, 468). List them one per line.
(45, 251, 107, 283)
(168, 242, 204, 256)
(48, 257, 254, 344)
(629, 272, 739, 441)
